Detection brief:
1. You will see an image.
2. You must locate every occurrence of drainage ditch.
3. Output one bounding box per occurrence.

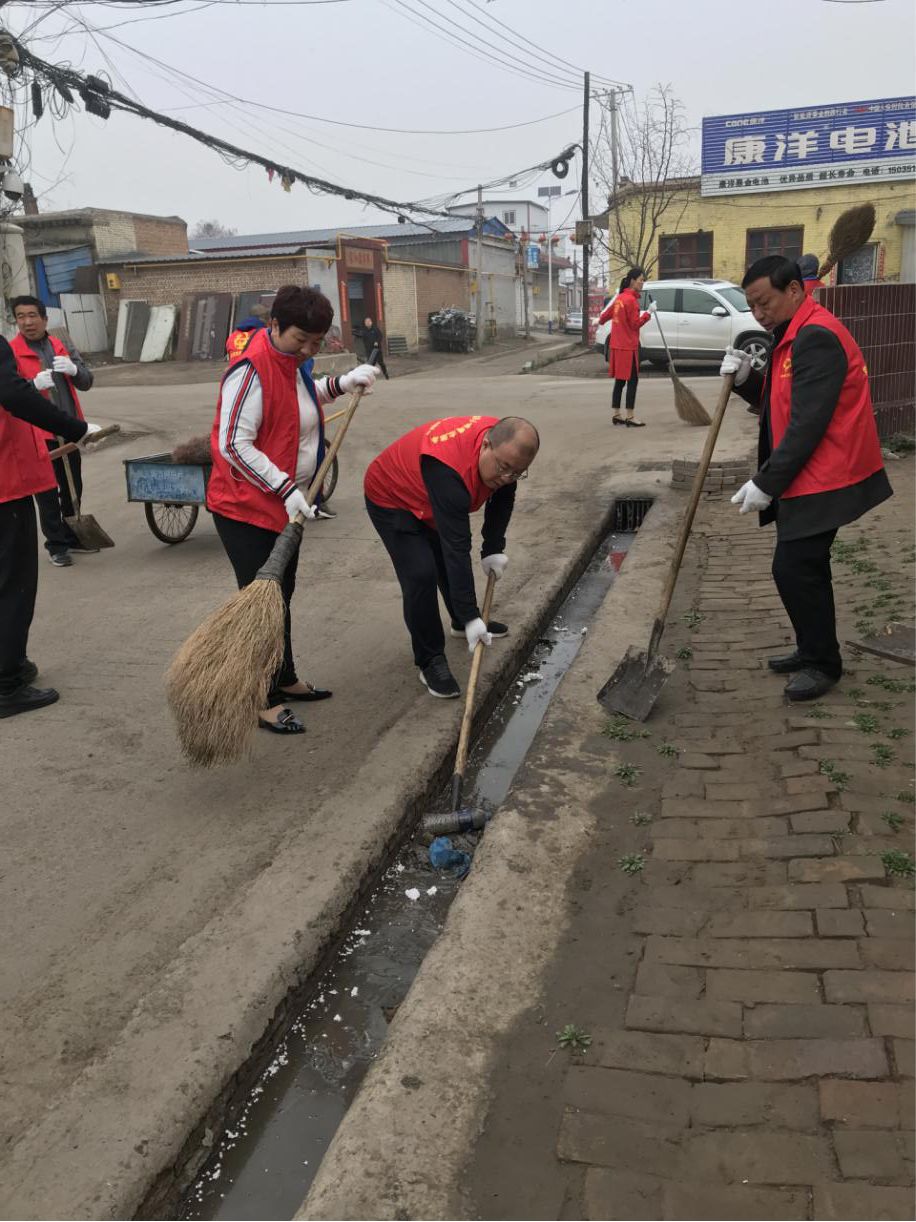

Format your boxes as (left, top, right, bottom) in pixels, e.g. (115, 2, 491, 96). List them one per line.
(177, 501, 650, 1221)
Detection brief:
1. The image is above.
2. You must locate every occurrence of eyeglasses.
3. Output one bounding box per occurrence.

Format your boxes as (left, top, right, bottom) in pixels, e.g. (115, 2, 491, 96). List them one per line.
(493, 457, 529, 482)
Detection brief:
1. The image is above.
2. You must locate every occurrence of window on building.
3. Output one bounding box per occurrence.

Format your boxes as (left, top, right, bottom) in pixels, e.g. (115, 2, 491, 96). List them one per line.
(746, 227, 803, 265)
(503, 210, 516, 226)
(680, 287, 720, 315)
(838, 243, 878, 284)
(658, 232, 713, 279)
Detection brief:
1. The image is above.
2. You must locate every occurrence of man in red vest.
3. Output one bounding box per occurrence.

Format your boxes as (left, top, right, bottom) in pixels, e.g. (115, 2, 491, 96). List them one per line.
(721, 255, 892, 702)
(364, 415, 539, 698)
(11, 295, 95, 568)
(0, 334, 100, 717)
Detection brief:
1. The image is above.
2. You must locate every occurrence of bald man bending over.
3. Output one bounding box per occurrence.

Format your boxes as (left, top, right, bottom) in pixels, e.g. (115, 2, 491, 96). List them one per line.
(364, 415, 539, 697)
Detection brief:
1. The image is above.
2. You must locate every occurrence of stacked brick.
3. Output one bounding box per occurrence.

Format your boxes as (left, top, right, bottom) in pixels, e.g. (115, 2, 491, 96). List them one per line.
(671, 457, 752, 497)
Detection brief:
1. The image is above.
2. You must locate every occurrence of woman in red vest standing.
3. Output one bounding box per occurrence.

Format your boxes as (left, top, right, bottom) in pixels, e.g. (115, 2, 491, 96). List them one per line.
(721, 255, 892, 702)
(207, 285, 378, 736)
(597, 267, 657, 427)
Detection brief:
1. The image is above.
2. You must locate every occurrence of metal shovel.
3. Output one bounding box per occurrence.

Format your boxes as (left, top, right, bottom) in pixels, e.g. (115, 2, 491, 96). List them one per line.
(597, 373, 735, 721)
(58, 441, 115, 550)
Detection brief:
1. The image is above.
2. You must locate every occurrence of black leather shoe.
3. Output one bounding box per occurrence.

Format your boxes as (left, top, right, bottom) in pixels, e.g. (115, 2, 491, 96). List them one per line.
(276, 683, 332, 702)
(784, 669, 838, 702)
(18, 659, 38, 685)
(449, 620, 509, 639)
(768, 651, 804, 674)
(0, 684, 60, 719)
(258, 708, 305, 734)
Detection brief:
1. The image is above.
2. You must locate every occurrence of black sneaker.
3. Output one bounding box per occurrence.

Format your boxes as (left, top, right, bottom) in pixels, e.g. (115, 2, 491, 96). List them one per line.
(68, 542, 101, 554)
(784, 668, 839, 702)
(49, 551, 72, 567)
(0, 684, 60, 719)
(767, 651, 804, 674)
(419, 655, 461, 699)
(449, 619, 509, 639)
(18, 659, 38, 685)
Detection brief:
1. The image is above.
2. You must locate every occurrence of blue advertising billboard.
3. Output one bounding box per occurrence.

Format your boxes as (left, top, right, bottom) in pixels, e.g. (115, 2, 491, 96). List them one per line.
(701, 96, 915, 196)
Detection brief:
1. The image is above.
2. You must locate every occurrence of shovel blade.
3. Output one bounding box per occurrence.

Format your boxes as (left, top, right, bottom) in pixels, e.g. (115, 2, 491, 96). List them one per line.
(64, 513, 115, 550)
(596, 646, 674, 722)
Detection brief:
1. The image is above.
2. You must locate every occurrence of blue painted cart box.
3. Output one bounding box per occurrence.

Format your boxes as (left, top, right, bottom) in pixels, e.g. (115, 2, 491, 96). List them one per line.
(124, 454, 210, 505)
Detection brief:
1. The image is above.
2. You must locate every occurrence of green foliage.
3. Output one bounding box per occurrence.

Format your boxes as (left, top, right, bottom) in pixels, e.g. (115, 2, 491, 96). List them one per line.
(618, 853, 645, 874)
(657, 742, 679, 759)
(614, 763, 641, 787)
(602, 716, 650, 743)
(872, 743, 895, 768)
(556, 1024, 592, 1054)
(675, 646, 692, 661)
(852, 712, 879, 734)
(881, 850, 915, 879)
(683, 610, 705, 630)
(881, 811, 905, 833)
(819, 759, 850, 791)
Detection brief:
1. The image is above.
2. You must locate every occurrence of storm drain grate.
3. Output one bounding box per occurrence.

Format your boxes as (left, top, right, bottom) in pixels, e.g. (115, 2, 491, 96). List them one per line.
(612, 498, 652, 531)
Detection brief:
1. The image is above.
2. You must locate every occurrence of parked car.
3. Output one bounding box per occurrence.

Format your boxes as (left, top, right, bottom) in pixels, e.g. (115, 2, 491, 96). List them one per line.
(593, 279, 771, 371)
(563, 309, 583, 334)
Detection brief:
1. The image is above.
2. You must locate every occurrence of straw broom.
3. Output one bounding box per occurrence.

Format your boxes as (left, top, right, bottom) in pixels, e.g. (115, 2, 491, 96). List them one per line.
(166, 380, 370, 767)
(818, 203, 876, 281)
(650, 302, 712, 426)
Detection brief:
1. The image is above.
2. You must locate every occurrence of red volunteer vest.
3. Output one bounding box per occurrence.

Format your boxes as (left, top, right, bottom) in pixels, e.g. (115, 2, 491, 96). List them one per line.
(226, 328, 254, 360)
(10, 332, 85, 441)
(364, 415, 499, 524)
(769, 297, 883, 499)
(207, 328, 318, 533)
(0, 405, 56, 502)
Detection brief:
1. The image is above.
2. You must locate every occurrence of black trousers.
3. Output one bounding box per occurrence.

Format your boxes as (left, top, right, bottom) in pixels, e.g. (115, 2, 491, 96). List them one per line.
(212, 512, 300, 701)
(0, 495, 39, 695)
(772, 527, 842, 679)
(612, 353, 639, 412)
(366, 497, 458, 668)
(35, 441, 82, 555)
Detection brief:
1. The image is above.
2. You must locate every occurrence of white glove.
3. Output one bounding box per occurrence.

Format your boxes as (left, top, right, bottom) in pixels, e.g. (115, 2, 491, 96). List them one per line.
(646, 300, 658, 314)
(731, 479, 772, 514)
(33, 369, 55, 391)
(481, 553, 508, 580)
(720, 345, 752, 387)
(464, 618, 492, 654)
(78, 422, 103, 447)
(283, 487, 317, 522)
(52, 354, 78, 377)
(339, 364, 377, 396)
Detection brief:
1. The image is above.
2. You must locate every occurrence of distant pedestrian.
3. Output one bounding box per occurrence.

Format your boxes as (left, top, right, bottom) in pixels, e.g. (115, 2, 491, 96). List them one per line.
(798, 253, 826, 299)
(598, 268, 656, 427)
(225, 303, 269, 360)
(10, 295, 96, 568)
(722, 255, 892, 702)
(361, 316, 389, 379)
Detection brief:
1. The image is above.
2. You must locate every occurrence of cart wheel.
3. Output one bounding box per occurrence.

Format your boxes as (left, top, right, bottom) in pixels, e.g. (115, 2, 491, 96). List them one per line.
(145, 502, 199, 544)
(321, 455, 339, 504)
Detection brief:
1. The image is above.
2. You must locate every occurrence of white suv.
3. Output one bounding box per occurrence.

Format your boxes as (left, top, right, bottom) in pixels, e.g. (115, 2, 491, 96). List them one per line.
(594, 279, 771, 371)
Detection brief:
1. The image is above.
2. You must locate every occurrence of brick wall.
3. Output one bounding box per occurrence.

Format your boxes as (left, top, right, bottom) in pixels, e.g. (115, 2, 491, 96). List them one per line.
(132, 217, 188, 258)
(382, 262, 418, 350)
(412, 264, 470, 338)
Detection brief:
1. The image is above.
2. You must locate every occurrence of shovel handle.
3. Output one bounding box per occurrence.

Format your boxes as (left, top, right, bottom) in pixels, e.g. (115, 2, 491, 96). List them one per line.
(46, 423, 121, 460)
(452, 570, 497, 786)
(648, 373, 735, 660)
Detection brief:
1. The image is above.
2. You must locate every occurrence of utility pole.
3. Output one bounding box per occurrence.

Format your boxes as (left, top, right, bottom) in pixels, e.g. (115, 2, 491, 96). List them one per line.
(580, 70, 590, 350)
(474, 183, 484, 350)
(519, 239, 530, 339)
(547, 194, 553, 334)
(609, 88, 619, 197)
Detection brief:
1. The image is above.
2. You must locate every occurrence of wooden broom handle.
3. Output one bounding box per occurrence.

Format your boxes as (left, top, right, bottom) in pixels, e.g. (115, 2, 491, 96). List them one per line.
(47, 423, 121, 460)
(453, 571, 498, 779)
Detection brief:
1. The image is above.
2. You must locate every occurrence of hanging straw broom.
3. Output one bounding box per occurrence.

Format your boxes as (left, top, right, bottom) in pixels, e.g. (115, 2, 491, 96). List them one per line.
(166, 375, 372, 767)
(649, 297, 712, 426)
(818, 203, 876, 281)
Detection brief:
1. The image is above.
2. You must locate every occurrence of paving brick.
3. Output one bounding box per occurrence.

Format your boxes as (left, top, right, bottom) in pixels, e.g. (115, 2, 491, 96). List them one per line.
(682, 1130, 833, 1184)
(868, 1004, 914, 1037)
(892, 1038, 915, 1077)
(817, 909, 865, 937)
(687, 817, 790, 839)
(861, 940, 916, 970)
(564, 1067, 691, 1128)
(648, 884, 744, 912)
(706, 969, 822, 1004)
(557, 1110, 682, 1175)
(705, 1037, 888, 1081)
(740, 834, 836, 859)
(590, 1029, 705, 1078)
(789, 856, 886, 883)
(786, 774, 836, 795)
(647, 935, 859, 970)
(819, 1079, 905, 1127)
(748, 793, 831, 817)
(865, 908, 916, 938)
(860, 885, 916, 911)
(674, 739, 744, 755)
(833, 1129, 914, 1182)
(743, 1003, 867, 1039)
(756, 728, 820, 749)
(824, 970, 915, 1003)
(634, 962, 705, 999)
(691, 1081, 818, 1129)
(779, 758, 820, 778)
(704, 911, 813, 938)
(625, 995, 742, 1038)
(660, 798, 746, 819)
(693, 862, 789, 887)
(748, 883, 848, 910)
(791, 810, 851, 833)
(653, 838, 741, 862)
(631, 905, 708, 936)
(662, 773, 706, 800)
(812, 1183, 915, 1220)
(662, 1184, 809, 1221)
(583, 1168, 662, 1221)
(679, 754, 720, 770)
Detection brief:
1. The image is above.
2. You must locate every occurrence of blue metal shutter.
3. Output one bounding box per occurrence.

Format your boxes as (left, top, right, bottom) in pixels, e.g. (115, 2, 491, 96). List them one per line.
(42, 246, 94, 294)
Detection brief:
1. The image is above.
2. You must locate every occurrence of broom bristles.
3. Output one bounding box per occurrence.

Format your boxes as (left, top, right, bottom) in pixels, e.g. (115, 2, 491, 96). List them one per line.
(818, 203, 876, 279)
(166, 579, 286, 767)
(672, 374, 712, 427)
(171, 435, 213, 465)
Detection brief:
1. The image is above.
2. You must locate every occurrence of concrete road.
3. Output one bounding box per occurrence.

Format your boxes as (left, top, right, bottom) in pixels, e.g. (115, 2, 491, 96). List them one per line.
(0, 352, 757, 1218)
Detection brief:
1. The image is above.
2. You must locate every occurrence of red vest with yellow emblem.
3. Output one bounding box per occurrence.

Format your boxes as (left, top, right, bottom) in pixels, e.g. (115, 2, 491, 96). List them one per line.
(768, 298, 883, 499)
(364, 415, 498, 524)
(10, 332, 84, 441)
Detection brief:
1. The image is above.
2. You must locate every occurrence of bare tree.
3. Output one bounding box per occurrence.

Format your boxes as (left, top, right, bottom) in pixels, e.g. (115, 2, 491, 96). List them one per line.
(592, 84, 696, 278)
(190, 219, 237, 240)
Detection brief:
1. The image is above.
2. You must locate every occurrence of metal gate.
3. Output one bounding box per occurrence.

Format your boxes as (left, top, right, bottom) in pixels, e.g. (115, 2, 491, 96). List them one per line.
(177, 293, 233, 360)
(60, 293, 108, 352)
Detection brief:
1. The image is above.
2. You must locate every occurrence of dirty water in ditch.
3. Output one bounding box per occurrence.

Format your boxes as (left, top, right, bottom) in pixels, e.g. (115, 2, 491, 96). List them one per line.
(180, 520, 641, 1222)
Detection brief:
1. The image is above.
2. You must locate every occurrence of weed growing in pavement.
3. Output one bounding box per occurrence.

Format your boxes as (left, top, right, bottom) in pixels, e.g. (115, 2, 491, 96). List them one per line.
(614, 763, 641, 787)
(630, 812, 652, 826)
(683, 610, 705, 630)
(872, 743, 895, 768)
(881, 811, 905, 833)
(657, 742, 679, 759)
(849, 559, 878, 576)
(855, 618, 875, 636)
(865, 577, 892, 591)
(886, 433, 916, 455)
(881, 850, 915, 879)
(895, 789, 915, 805)
(675, 646, 692, 661)
(832, 538, 868, 562)
(853, 712, 880, 734)
(888, 727, 910, 740)
(868, 674, 916, 694)
(602, 716, 650, 743)
(805, 705, 832, 720)
(846, 687, 865, 700)
(555, 1024, 592, 1054)
(819, 759, 850, 791)
(618, 853, 645, 874)
(859, 699, 892, 712)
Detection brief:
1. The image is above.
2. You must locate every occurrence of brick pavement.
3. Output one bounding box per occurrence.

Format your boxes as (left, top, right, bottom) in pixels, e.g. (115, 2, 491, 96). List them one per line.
(473, 458, 915, 1221)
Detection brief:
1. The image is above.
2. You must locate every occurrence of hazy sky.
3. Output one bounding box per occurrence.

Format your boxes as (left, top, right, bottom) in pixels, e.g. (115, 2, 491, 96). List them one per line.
(4, 0, 915, 237)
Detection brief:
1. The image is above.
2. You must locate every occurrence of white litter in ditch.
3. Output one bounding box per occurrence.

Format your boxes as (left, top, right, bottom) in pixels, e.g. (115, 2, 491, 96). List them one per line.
(350, 986, 359, 997)
(517, 671, 543, 684)
(426, 886, 438, 896)
(405, 887, 421, 901)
